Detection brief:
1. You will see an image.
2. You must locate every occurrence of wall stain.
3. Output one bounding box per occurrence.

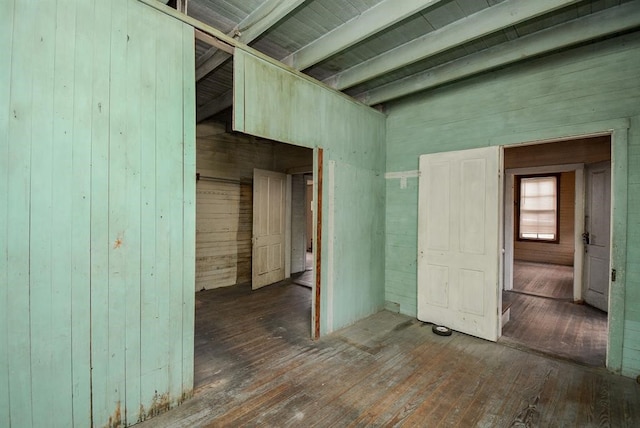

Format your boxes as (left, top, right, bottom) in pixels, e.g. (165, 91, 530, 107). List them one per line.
(106, 401, 122, 428)
(147, 391, 170, 419)
(114, 236, 123, 249)
(136, 389, 194, 424)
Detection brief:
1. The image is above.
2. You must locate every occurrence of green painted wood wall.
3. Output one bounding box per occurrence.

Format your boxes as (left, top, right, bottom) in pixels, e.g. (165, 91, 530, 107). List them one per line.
(384, 32, 640, 377)
(0, 0, 195, 426)
(233, 49, 386, 334)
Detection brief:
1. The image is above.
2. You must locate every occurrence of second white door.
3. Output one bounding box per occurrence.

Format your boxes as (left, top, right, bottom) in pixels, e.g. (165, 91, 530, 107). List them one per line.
(252, 169, 286, 290)
(417, 146, 501, 341)
(583, 161, 611, 312)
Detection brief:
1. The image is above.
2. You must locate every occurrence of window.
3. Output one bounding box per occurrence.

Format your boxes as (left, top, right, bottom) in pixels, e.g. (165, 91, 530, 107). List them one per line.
(516, 174, 559, 242)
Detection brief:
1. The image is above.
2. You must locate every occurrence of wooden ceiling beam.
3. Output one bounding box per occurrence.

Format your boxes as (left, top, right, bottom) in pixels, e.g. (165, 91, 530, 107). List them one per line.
(195, 29, 234, 55)
(195, 0, 306, 81)
(355, 2, 640, 106)
(281, 0, 444, 71)
(323, 0, 582, 90)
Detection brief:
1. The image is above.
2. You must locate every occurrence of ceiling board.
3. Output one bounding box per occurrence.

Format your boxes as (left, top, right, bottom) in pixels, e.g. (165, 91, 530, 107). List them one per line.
(185, 0, 640, 122)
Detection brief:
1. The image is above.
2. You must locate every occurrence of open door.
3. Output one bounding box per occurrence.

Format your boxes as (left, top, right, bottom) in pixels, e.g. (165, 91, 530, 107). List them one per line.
(252, 169, 286, 290)
(583, 161, 611, 312)
(417, 146, 501, 341)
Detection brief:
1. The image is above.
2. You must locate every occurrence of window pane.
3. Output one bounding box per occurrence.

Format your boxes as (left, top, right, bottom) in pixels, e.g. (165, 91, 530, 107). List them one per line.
(519, 176, 557, 241)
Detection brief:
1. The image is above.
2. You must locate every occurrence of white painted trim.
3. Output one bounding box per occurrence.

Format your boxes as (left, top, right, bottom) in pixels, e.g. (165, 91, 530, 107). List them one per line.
(385, 169, 419, 189)
(608, 125, 629, 373)
(574, 167, 585, 302)
(311, 149, 319, 338)
(327, 160, 336, 333)
(285, 174, 292, 279)
(497, 149, 505, 339)
(503, 173, 514, 291)
(384, 169, 419, 179)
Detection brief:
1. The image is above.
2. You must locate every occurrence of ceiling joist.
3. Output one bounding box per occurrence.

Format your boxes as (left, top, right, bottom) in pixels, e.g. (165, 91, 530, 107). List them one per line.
(323, 0, 582, 90)
(195, 0, 305, 81)
(356, 2, 640, 106)
(281, 0, 445, 71)
(195, 29, 234, 55)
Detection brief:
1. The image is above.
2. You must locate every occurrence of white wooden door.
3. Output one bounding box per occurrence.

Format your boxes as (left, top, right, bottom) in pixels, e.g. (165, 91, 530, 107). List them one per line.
(418, 146, 501, 341)
(583, 161, 611, 312)
(252, 169, 286, 290)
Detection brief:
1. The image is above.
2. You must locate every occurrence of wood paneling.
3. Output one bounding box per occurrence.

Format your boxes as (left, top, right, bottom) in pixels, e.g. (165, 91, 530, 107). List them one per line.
(234, 49, 386, 335)
(0, 1, 195, 426)
(138, 285, 640, 427)
(504, 136, 610, 169)
(384, 32, 640, 376)
(514, 171, 575, 265)
(195, 127, 312, 290)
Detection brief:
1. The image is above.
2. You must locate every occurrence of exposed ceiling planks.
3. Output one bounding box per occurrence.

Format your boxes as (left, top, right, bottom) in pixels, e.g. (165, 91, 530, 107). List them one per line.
(354, 1, 640, 105)
(194, 0, 306, 81)
(185, 0, 640, 122)
(322, 0, 585, 90)
(281, 0, 446, 71)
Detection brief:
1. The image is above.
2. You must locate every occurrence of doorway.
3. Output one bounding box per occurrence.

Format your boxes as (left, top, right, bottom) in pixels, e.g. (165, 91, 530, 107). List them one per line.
(292, 174, 314, 288)
(500, 136, 611, 366)
(193, 121, 315, 390)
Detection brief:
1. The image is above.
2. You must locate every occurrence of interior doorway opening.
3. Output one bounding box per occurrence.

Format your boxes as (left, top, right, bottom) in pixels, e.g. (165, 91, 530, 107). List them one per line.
(292, 174, 314, 288)
(192, 117, 316, 391)
(501, 136, 611, 367)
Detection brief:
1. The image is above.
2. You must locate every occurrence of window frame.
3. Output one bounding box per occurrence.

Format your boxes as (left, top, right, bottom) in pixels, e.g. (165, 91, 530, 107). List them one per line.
(515, 173, 561, 244)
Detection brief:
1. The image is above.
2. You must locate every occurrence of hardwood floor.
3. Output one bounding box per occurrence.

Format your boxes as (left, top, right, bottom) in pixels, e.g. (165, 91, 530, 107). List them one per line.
(512, 260, 573, 300)
(194, 280, 311, 390)
(504, 260, 607, 367)
(137, 280, 640, 427)
(501, 291, 607, 366)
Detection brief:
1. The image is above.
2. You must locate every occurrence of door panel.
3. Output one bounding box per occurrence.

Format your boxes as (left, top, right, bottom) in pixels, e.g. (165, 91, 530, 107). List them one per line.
(418, 146, 501, 341)
(583, 161, 611, 312)
(252, 169, 286, 289)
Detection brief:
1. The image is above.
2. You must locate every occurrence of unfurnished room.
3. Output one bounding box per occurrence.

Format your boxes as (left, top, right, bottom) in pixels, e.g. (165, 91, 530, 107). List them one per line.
(2, 0, 640, 427)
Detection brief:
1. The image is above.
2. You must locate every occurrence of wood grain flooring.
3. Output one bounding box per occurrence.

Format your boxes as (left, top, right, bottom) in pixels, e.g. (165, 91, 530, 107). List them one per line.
(504, 260, 607, 367)
(137, 280, 640, 427)
(501, 291, 607, 367)
(513, 260, 573, 300)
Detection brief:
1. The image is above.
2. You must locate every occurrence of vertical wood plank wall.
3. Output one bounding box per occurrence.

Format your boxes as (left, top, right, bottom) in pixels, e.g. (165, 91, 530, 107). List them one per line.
(233, 49, 386, 334)
(195, 126, 312, 290)
(384, 32, 640, 377)
(0, 1, 195, 427)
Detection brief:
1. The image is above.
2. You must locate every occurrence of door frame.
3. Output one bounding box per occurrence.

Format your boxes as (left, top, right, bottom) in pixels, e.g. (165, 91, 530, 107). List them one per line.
(496, 118, 629, 372)
(504, 163, 585, 302)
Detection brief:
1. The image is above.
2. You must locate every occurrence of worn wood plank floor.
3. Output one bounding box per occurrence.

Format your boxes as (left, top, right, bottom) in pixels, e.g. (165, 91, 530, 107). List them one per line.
(137, 281, 640, 428)
(501, 291, 607, 367)
(513, 260, 573, 300)
(504, 260, 607, 367)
